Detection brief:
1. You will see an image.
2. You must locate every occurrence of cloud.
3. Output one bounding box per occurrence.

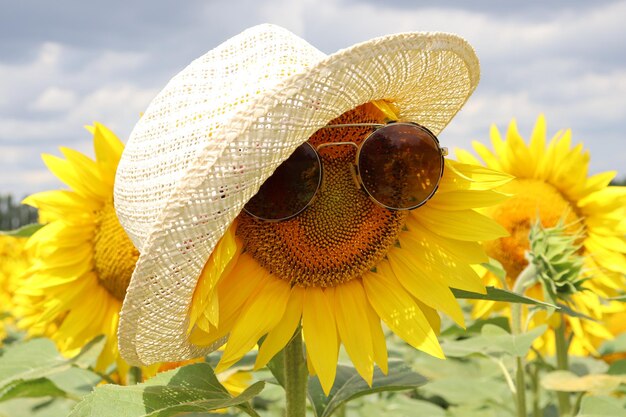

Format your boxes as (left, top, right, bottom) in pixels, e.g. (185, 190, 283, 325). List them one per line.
(30, 87, 78, 112)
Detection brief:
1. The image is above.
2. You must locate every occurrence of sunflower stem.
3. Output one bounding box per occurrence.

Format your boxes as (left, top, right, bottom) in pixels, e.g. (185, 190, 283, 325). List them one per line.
(284, 328, 308, 417)
(511, 263, 536, 417)
(554, 314, 572, 416)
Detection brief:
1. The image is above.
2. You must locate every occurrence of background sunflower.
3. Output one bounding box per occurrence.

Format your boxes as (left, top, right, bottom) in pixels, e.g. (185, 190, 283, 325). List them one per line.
(15, 123, 148, 378)
(0, 235, 30, 342)
(457, 114, 626, 355)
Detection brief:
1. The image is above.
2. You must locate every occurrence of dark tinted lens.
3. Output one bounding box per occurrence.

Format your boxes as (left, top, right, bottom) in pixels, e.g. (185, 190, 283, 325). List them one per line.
(244, 142, 321, 221)
(358, 123, 443, 209)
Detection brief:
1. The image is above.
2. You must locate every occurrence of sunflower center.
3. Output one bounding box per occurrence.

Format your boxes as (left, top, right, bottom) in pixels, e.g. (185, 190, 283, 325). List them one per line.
(237, 104, 407, 287)
(483, 179, 582, 279)
(93, 201, 139, 301)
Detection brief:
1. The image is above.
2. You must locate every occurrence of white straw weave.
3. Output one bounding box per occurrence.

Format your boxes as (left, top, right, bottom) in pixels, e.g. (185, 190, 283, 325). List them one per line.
(114, 24, 480, 365)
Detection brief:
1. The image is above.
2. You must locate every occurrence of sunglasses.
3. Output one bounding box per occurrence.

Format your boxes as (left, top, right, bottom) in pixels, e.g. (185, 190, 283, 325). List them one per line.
(243, 122, 447, 222)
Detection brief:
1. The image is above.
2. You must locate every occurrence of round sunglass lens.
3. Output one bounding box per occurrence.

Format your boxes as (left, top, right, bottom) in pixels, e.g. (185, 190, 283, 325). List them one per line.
(358, 123, 443, 210)
(244, 142, 321, 221)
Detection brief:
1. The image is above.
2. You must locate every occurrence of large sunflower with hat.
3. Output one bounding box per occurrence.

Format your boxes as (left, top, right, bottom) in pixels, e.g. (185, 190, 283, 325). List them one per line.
(115, 24, 510, 394)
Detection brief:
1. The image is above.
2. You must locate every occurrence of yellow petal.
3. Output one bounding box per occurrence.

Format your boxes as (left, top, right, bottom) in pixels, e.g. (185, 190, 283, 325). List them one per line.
(189, 226, 240, 331)
(454, 148, 482, 166)
(335, 280, 374, 385)
(23, 190, 99, 220)
(255, 286, 305, 370)
(216, 276, 291, 373)
(59, 147, 107, 199)
(399, 225, 486, 294)
(41, 154, 104, 201)
(472, 140, 501, 170)
(363, 263, 444, 359)
(363, 293, 388, 374)
(439, 160, 513, 192)
(387, 247, 465, 327)
(427, 189, 509, 211)
(190, 254, 266, 346)
(404, 216, 488, 264)
(302, 287, 338, 395)
(414, 206, 509, 242)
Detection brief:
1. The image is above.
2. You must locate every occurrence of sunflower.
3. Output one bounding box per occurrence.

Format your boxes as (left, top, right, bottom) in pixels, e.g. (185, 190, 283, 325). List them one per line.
(185, 103, 511, 394)
(456, 114, 626, 355)
(17, 123, 148, 376)
(0, 235, 30, 341)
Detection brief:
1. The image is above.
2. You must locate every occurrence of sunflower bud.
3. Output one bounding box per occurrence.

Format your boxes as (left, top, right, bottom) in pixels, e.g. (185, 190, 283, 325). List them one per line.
(527, 218, 586, 304)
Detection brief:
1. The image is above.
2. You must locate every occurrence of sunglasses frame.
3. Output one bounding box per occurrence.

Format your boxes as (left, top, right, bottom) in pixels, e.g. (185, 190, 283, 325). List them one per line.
(244, 121, 447, 222)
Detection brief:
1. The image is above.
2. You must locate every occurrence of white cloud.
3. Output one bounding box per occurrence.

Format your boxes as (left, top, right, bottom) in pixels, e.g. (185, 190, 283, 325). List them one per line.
(30, 86, 78, 112)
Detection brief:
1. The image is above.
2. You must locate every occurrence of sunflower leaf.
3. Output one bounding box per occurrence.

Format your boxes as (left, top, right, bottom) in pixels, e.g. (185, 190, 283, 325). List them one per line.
(442, 324, 548, 358)
(0, 378, 67, 402)
(0, 223, 43, 237)
(307, 361, 427, 417)
(451, 286, 556, 308)
(0, 339, 69, 389)
(68, 363, 264, 417)
(598, 333, 626, 356)
(265, 349, 286, 387)
(556, 302, 597, 321)
(576, 396, 626, 417)
(0, 338, 106, 404)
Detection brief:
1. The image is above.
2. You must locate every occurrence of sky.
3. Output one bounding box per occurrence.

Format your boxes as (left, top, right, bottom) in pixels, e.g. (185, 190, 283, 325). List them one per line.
(1, 0, 625, 196)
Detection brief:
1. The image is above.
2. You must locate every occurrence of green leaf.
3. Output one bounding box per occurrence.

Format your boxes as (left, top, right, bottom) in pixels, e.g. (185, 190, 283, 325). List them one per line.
(442, 324, 547, 358)
(556, 302, 596, 321)
(599, 333, 626, 356)
(0, 223, 43, 238)
(0, 379, 67, 402)
(452, 286, 556, 308)
(358, 396, 445, 417)
(0, 339, 68, 386)
(481, 258, 507, 282)
(576, 396, 626, 417)
(420, 376, 509, 406)
(69, 363, 264, 417)
(68, 336, 106, 369)
(608, 360, 626, 376)
(441, 316, 510, 337)
(0, 398, 78, 417)
(307, 361, 427, 417)
(0, 338, 104, 404)
(265, 349, 285, 387)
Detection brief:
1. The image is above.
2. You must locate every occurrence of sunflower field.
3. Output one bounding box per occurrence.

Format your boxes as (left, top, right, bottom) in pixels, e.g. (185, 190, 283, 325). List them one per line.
(0, 112, 624, 417)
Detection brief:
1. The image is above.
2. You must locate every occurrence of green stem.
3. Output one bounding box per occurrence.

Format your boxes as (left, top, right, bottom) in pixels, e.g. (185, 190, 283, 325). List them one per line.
(555, 315, 571, 416)
(511, 263, 536, 417)
(531, 364, 541, 417)
(284, 329, 308, 417)
(515, 357, 527, 417)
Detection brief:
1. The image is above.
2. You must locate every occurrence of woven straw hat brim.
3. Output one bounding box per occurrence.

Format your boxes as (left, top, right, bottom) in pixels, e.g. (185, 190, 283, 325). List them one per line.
(115, 24, 479, 365)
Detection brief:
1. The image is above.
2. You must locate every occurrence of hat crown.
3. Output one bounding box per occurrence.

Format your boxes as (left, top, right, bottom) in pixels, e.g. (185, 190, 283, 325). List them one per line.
(114, 24, 326, 250)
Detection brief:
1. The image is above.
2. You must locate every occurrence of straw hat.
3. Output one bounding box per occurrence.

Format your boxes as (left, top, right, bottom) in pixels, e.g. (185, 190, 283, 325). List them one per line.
(115, 23, 480, 365)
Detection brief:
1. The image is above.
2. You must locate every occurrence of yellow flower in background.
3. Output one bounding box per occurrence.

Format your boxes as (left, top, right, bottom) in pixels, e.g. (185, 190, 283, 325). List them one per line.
(188, 103, 511, 394)
(457, 114, 626, 355)
(0, 235, 30, 341)
(16, 123, 152, 378)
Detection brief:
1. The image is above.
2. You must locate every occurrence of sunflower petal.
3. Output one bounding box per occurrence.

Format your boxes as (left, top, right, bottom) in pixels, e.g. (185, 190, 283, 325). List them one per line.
(302, 287, 338, 395)
(216, 277, 291, 373)
(363, 263, 443, 359)
(387, 247, 465, 327)
(335, 280, 374, 385)
(255, 286, 305, 370)
(415, 206, 509, 242)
